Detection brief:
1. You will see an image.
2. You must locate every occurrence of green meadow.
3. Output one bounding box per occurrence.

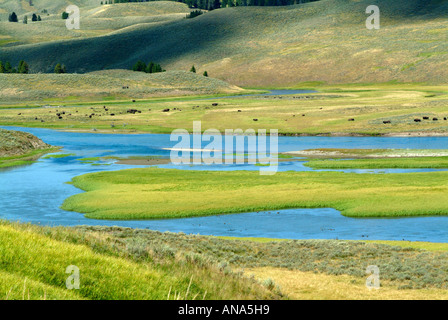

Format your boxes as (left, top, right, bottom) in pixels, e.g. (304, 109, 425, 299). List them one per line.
(2, 83, 448, 136)
(62, 167, 448, 220)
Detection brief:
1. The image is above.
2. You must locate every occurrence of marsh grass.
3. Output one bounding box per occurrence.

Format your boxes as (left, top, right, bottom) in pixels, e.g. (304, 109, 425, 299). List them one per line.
(63, 167, 448, 219)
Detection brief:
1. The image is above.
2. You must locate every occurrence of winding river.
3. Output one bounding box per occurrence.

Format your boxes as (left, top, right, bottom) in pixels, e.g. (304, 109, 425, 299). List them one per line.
(2, 124, 448, 242)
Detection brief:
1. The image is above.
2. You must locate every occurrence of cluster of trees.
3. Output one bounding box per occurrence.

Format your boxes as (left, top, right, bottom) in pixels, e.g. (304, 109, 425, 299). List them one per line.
(186, 9, 203, 18)
(54, 64, 67, 74)
(102, 0, 319, 10)
(190, 65, 208, 77)
(0, 61, 30, 74)
(132, 61, 165, 73)
(8, 12, 42, 23)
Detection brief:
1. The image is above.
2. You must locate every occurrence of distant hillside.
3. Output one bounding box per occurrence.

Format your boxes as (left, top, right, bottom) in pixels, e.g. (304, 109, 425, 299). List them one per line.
(0, 69, 244, 102)
(0, 2, 191, 45)
(1, 0, 448, 86)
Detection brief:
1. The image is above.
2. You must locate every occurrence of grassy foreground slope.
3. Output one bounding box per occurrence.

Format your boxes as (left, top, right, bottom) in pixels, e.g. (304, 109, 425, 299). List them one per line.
(60, 226, 448, 297)
(4, 220, 448, 300)
(62, 167, 448, 219)
(2, 0, 448, 86)
(0, 221, 279, 300)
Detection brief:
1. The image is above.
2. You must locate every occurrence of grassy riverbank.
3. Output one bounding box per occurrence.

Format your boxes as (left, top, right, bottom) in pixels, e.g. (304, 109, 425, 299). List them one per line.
(0, 129, 58, 168)
(62, 167, 448, 219)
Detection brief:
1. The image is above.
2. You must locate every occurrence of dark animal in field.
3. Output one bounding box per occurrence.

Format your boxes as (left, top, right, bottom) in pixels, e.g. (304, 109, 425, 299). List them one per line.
(18, 113, 21, 115)
(423, 116, 429, 120)
(212, 103, 218, 106)
(302, 114, 305, 116)
(414, 118, 421, 122)
(383, 120, 391, 124)
(433, 118, 438, 121)
(127, 109, 139, 114)
(253, 119, 258, 121)
(110, 114, 115, 116)
(444, 117, 447, 120)
(132, 100, 136, 102)
(238, 110, 242, 112)
(58, 116, 63, 119)
(348, 118, 355, 121)
(162, 109, 170, 112)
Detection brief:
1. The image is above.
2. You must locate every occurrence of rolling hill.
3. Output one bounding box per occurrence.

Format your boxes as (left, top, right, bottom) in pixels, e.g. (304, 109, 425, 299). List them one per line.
(1, 0, 448, 86)
(0, 69, 243, 102)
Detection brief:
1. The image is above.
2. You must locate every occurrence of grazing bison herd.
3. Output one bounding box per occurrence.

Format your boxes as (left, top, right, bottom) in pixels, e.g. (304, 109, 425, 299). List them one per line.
(345, 116, 448, 124)
(16, 100, 448, 129)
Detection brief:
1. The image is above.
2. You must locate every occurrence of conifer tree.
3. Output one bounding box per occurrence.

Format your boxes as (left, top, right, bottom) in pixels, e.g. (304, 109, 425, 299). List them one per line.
(9, 12, 18, 22)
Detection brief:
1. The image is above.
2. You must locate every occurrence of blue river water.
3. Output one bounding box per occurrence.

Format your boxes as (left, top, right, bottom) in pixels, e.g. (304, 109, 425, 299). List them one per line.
(1, 125, 448, 242)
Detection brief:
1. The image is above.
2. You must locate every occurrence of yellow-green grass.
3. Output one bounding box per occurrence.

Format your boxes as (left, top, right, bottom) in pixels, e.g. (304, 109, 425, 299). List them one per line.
(218, 235, 448, 252)
(3, 84, 448, 136)
(62, 167, 448, 220)
(0, 221, 279, 300)
(367, 240, 448, 253)
(246, 267, 448, 300)
(285, 148, 448, 159)
(305, 156, 448, 169)
(41, 153, 75, 159)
